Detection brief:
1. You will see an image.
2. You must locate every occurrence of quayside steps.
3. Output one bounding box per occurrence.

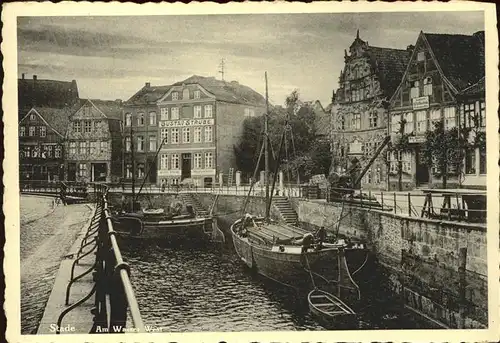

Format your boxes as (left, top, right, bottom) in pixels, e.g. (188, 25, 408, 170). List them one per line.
(178, 192, 209, 217)
(272, 196, 299, 226)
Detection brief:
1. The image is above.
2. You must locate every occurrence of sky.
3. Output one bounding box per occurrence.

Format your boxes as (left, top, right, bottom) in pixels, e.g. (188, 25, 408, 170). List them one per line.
(17, 12, 484, 106)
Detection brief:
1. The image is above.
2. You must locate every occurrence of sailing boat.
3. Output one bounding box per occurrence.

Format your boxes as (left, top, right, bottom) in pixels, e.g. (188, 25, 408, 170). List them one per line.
(230, 73, 368, 294)
(111, 126, 219, 241)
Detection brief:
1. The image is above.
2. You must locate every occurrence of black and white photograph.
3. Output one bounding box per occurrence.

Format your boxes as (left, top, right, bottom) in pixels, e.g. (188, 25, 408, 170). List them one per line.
(3, 2, 499, 343)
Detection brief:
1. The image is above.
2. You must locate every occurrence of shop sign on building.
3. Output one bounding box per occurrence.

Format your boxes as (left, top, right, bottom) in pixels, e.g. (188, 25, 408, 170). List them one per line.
(408, 135, 426, 144)
(158, 169, 182, 177)
(412, 96, 429, 110)
(191, 169, 216, 176)
(159, 118, 215, 128)
(349, 139, 363, 155)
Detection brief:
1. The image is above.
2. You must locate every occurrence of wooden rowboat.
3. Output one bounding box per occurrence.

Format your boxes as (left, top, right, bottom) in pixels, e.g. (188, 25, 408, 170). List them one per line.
(308, 289, 357, 329)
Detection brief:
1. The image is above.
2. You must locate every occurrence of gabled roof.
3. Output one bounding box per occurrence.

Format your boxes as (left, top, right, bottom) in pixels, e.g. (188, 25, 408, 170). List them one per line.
(86, 99, 123, 120)
(20, 104, 80, 137)
(367, 46, 411, 98)
(459, 76, 485, 97)
(423, 31, 485, 92)
(173, 75, 266, 106)
(18, 77, 79, 113)
(125, 84, 171, 106)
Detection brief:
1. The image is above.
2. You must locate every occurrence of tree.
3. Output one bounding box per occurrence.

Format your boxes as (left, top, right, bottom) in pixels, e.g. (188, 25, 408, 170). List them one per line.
(388, 118, 410, 191)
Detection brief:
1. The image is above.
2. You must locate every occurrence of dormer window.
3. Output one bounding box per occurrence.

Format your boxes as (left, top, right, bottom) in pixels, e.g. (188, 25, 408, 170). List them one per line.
(410, 81, 420, 99)
(194, 90, 200, 99)
(182, 89, 190, 100)
(417, 51, 425, 61)
(172, 92, 178, 101)
(125, 113, 132, 127)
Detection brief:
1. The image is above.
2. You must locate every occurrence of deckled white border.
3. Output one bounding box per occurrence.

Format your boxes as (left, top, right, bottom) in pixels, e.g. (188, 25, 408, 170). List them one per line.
(2, 2, 499, 343)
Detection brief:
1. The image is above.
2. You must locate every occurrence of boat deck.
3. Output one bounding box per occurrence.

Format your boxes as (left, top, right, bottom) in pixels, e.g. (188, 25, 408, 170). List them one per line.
(247, 222, 309, 243)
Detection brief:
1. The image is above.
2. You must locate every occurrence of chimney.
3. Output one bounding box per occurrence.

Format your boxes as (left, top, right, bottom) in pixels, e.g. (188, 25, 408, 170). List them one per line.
(145, 82, 151, 88)
(33, 75, 37, 80)
(22, 73, 25, 80)
(407, 44, 415, 53)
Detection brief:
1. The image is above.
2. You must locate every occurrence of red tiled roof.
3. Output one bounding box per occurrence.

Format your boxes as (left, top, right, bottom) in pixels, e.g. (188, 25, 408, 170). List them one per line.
(175, 75, 266, 106)
(424, 31, 485, 92)
(18, 77, 79, 115)
(125, 85, 171, 105)
(367, 47, 411, 98)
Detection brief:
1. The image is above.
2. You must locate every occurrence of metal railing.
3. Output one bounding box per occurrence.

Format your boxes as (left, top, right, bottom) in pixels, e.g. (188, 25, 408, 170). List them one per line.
(56, 183, 145, 333)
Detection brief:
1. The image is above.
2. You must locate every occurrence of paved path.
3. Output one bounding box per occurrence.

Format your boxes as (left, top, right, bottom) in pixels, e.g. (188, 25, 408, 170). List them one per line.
(20, 196, 92, 334)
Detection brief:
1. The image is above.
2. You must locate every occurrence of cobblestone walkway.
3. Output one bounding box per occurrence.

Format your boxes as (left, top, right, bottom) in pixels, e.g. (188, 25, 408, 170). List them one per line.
(20, 196, 92, 334)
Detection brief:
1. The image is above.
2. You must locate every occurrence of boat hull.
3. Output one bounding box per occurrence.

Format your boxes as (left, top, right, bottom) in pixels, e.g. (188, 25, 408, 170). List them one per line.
(308, 289, 357, 329)
(113, 215, 214, 241)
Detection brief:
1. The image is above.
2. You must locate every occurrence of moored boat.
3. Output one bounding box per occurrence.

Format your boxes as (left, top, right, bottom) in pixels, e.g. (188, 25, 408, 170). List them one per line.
(308, 289, 357, 329)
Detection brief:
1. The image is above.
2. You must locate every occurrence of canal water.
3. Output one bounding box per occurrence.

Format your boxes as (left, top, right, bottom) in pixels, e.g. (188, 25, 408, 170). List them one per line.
(120, 229, 424, 331)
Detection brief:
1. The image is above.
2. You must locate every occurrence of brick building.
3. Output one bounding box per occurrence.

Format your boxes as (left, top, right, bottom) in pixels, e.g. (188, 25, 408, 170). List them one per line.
(156, 75, 266, 187)
(65, 99, 123, 182)
(19, 106, 76, 181)
(123, 83, 171, 185)
(330, 31, 410, 190)
(388, 31, 485, 190)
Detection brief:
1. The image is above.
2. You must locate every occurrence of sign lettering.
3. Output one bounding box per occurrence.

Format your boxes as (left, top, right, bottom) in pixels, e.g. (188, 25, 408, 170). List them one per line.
(159, 119, 214, 128)
(412, 96, 429, 110)
(408, 136, 426, 144)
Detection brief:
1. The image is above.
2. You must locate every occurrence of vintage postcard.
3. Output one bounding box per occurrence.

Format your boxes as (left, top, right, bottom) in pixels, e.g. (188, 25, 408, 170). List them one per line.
(3, 2, 499, 343)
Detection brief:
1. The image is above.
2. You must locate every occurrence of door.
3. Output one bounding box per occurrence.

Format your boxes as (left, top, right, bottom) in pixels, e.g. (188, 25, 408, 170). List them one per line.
(148, 159, 157, 184)
(415, 148, 429, 186)
(181, 153, 192, 180)
(67, 163, 77, 181)
(92, 163, 107, 182)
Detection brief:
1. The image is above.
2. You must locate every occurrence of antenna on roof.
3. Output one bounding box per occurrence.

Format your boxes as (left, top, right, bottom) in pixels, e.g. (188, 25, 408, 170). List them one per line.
(219, 58, 225, 81)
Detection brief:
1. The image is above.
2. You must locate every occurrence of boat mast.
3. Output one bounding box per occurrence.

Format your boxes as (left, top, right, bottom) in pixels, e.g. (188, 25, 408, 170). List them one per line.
(264, 72, 270, 219)
(131, 125, 135, 211)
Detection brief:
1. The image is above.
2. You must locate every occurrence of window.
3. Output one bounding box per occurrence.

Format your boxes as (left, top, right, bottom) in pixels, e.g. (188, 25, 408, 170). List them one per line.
(183, 89, 190, 100)
(172, 92, 178, 101)
(160, 154, 168, 169)
(171, 154, 180, 169)
(73, 121, 81, 133)
(78, 163, 87, 177)
(171, 108, 179, 120)
(479, 101, 485, 127)
(20, 126, 25, 137)
(125, 113, 132, 126)
(182, 127, 190, 143)
(204, 126, 213, 142)
(194, 127, 202, 143)
(423, 76, 433, 96)
(45, 145, 53, 158)
(55, 145, 61, 158)
(100, 141, 107, 152)
(160, 108, 168, 121)
(149, 135, 157, 151)
(465, 148, 476, 174)
(69, 142, 76, 155)
(194, 90, 200, 99)
(39, 126, 46, 137)
(248, 109, 255, 117)
(369, 111, 378, 128)
(410, 81, 420, 99)
(463, 103, 476, 128)
(205, 152, 213, 169)
(84, 120, 92, 133)
(137, 164, 145, 178)
(352, 113, 361, 130)
(171, 128, 179, 144)
(125, 137, 131, 152)
(444, 107, 456, 130)
(94, 121, 101, 131)
(402, 151, 412, 173)
(194, 153, 202, 169)
(30, 113, 36, 120)
(417, 51, 425, 61)
(391, 114, 401, 133)
(29, 126, 36, 136)
(340, 116, 345, 130)
(126, 164, 133, 178)
(375, 167, 381, 184)
(404, 113, 414, 134)
(194, 106, 202, 118)
(149, 112, 157, 126)
(160, 128, 168, 142)
(90, 141, 97, 154)
(204, 105, 213, 118)
(80, 141, 87, 154)
(137, 113, 145, 126)
(137, 136, 144, 151)
(244, 108, 250, 117)
(388, 151, 397, 173)
(430, 108, 441, 128)
(479, 147, 486, 174)
(416, 111, 427, 133)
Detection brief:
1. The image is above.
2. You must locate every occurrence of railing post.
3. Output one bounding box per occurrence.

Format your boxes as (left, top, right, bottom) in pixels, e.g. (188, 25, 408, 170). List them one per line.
(408, 192, 411, 217)
(381, 191, 384, 210)
(394, 192, 397, 214)
(368, 190, 372, 210)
